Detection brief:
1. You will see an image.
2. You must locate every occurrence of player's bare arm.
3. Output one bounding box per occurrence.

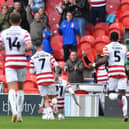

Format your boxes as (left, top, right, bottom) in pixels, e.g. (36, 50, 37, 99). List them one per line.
(89, 55, 109, 68)
(71, 94, 81, 109)
(25, 42, 32, 52)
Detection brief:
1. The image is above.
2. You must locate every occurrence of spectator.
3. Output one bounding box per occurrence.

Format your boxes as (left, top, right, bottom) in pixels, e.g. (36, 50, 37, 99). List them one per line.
(29, 0, 45, 13)
(89, 0, 106, 25)
(26, 6, 46, 54)
(42, 27, 53, 54)
(0, 4, 10, 31)
(14, 0, 28, 8)
(58, 0, 71, 24)
(64, 51, 84, 83)
(8, 1, 29, 31)
(58, 11, 79, 61)
(38, 7, 49, 26)
(73, 0, 89, 37)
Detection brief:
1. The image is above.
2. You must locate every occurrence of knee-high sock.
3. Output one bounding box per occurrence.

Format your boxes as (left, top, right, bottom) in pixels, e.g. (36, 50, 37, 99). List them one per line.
(16, 90, 24, 117)
(8, 89, 17, 115)
(122, 96, 128, 117)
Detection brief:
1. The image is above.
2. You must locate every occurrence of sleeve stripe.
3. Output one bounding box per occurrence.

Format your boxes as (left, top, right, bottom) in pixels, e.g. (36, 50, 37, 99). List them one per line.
(103, 46, 109, 56)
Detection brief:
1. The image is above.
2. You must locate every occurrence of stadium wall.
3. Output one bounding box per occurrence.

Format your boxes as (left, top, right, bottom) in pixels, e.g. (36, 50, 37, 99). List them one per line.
(0, 94, 129, 117)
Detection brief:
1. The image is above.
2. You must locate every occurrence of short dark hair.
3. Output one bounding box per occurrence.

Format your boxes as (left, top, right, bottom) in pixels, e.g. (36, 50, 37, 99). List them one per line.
(66, 11, 73, 15)
(14, 0, 21, 3)
(10, 12, 21, 24)
(34, 40, 42, 47)
(110, 32, 119, 41)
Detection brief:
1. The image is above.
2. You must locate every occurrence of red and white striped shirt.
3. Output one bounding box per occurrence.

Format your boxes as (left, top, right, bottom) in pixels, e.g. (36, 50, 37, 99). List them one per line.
(0, 26, 31, 69)
(103, 42, 129, 78)
(55, 78, 74, 109)
(96, 65, 108, 84)
(90, 0, 106, 7)
(30, 51, 58, 86)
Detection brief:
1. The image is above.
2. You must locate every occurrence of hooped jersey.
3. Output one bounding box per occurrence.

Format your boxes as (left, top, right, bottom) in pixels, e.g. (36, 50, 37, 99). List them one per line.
(96, 65, 108, 84)
(55, 78, 74, 109)
(103, 42, 129, 78)
(0, 26, 31, 69)
(30, 51, 58, 86)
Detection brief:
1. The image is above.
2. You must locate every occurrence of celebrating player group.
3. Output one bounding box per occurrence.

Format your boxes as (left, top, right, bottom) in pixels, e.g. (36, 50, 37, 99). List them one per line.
(0, 12, 128, 123)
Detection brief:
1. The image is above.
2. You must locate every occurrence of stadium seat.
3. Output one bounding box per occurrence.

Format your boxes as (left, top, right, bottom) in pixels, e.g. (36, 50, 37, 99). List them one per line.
(120, 10, 129, 28)
(75, 90, 89, 95)
(106, 2, 120, 14)
(109, 22, 124, 38)
(45, 0, 61, 33)
(85, 23, 94, 35)
(106, 0, 121, 4)
(79, 35, 96, 61)
(120, 0, 129, 13)
(58, 61, 65, 68)
(51, 35, 64, 61)
(95, 35, 110, 55)
(80, 35, 95, 47)
(24, 80, 39, 94)
(92, 23, 108, 38)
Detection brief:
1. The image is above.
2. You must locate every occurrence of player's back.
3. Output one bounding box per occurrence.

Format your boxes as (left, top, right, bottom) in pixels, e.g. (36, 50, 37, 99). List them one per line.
(56, 78, 74, 109)
(56, 78, 68, 98)
(0, 26, 31, 69)
(1, 26, 29, 55)
(105, 42, 127, 78)
(107, 42, 126, 66)
(31, 51, 57, 86)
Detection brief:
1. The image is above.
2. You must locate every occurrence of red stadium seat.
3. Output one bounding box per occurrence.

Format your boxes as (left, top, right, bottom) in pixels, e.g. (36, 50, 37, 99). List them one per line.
(51, 35, 64, 61)
(95, 35, 110, 55)
(24, 80, 38, 91)
(120, 0, 129, 13)
(58, 61, 65, 68)
(106, 2, 120, 14)
(109, 22, 124, 38)
(80, 35, 95, 47)
(80, 35, 96, 61)
(75, 90, 89, 95)
(92, 23, 108, 38)
(106, 0, 121, 4)
(120, 10, 129, 28)
(85, 23, 94, 35)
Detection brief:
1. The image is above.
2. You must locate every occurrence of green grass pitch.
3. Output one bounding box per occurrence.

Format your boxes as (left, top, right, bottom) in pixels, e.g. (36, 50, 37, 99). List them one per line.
(0, 116, 129, 129)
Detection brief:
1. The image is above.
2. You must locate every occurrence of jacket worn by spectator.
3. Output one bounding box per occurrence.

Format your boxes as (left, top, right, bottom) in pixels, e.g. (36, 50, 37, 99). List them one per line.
(0, 12, 10, 32)
(42, 28, 53, 54)
(73, 0, 89, 20)
(40, 13, 49, 26)
(65, 59, 84, 83)
(59, 2, 71, 23)
(26, 6, 46, 41)
(58, 19, 79, 46)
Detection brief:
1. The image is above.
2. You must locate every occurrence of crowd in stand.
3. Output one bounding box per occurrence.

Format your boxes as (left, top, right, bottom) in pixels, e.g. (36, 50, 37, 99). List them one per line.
(0, 0, 116, 84)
